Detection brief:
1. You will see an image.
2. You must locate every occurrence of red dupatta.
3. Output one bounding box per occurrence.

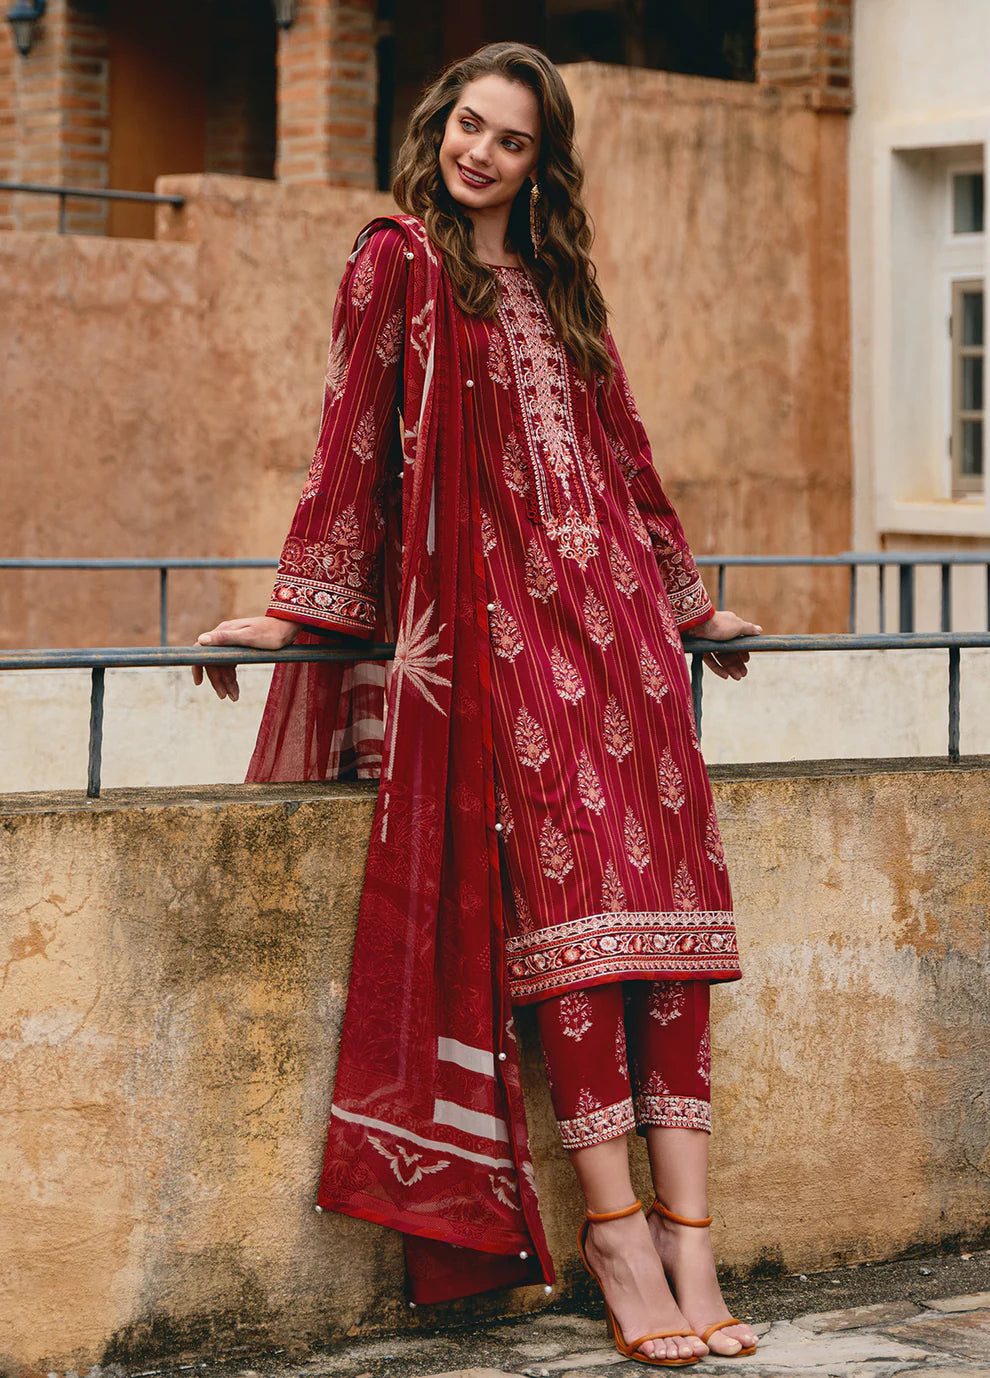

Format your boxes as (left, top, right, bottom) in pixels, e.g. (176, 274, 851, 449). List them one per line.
(248, 216, 553, 1303)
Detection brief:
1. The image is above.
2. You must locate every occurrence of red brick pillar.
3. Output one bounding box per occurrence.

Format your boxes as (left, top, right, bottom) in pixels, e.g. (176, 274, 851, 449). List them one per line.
(276, 0, 377, 187)
(0, 0, 109, 233)
(756, 0, 853, 110)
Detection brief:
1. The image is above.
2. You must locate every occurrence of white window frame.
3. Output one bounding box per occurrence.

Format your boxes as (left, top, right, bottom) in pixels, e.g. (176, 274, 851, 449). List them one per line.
(871, 118, 990, 537)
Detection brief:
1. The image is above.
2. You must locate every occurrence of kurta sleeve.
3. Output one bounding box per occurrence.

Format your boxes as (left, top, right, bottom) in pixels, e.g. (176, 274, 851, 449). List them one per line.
(596, 329, 714, 631)
(267, 226, 408, 637)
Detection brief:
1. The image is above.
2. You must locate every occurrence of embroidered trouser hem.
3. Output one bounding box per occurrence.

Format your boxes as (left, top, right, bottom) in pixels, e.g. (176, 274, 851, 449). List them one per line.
(535, 980, 712, 1149)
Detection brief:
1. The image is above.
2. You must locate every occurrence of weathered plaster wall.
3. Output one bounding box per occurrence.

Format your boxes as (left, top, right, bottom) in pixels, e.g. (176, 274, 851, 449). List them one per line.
(1, 764, 987, 1368)
(0, 65, 850, 650)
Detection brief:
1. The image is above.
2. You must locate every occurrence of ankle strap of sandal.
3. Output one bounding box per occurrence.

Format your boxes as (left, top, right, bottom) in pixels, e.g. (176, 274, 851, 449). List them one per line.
(585, 1199, 642, 1223)
(651, 1198, 713, 1228)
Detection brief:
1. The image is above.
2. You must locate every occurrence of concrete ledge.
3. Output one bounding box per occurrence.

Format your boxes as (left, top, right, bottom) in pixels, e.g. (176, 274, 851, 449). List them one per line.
(1, 765, 988, 1367)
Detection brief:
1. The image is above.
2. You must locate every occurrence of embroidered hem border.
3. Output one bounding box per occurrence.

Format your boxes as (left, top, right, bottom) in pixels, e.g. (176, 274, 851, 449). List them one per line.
(269, 576, 376, 633)
(506, 909, 739, 1001)
(669, 571, 713, 627)
(558, 1096, 636, 1149)
(634, 1094, 711, 1133)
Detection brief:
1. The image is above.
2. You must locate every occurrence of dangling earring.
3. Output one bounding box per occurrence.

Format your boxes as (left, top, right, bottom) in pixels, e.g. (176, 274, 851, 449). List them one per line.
(529, 181, 543, 258)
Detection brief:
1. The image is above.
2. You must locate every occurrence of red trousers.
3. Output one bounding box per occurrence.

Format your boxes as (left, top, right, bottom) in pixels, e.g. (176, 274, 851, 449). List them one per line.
(535, 980, 712, 1150)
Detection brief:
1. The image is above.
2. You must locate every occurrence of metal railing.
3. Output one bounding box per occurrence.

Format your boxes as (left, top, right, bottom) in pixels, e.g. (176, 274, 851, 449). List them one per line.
(1, 632, 987, 798)
(0, 182, 185, 234)
(694, 554, 990, 634)
(3, 553, 990, 645)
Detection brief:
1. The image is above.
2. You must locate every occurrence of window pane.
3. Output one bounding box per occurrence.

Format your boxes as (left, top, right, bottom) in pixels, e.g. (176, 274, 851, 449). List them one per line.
(962, 355, 984, 411)
(962, 290, 984, 346)
(953, 172, 985, 233)
(961, 419, 984, 476)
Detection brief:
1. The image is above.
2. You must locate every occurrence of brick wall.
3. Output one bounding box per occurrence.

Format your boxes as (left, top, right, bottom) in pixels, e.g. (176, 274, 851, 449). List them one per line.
(756, 0, 853, 110)
(206, 0, 276, 180)
(0, 0, 109, 234)
(276, 0, 377, 187)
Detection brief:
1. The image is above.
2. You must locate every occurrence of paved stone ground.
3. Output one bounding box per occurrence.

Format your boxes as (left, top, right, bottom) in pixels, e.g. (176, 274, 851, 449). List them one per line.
(106, 1248, 990, 1378)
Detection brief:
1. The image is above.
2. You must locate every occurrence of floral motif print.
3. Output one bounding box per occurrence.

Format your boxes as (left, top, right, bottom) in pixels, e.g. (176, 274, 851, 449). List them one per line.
(705, 810, 726, 869)
(558, 991, 593, 1040)
(514, 706, 549, 769)
(608, 536, 639, 598)
(551, 647, 585, 703)
(698, 1024, 711, 1085)
(350, 253, 375, 310)
(628, 498, 652, 546)
(375, 310, 404, 365)
(673, 859, 699, 911)
(623, 807, 651, 871)
(490, 600, 524, 661)
(583, 588, 614, 649)
(351, 409, 378, 465)
(657, 748, 685, 811)
(582, 436, 605, 493)
(540, 817, 574, 882)
(502, 432, 530, 497)
(648, 982, 685, 1026)
(546, 507, 600, 571)
(656, 590, 682, 650)
(603, 695, 633, 761)
(524, 538, 557, 601)
(574, 1087, 602, 1117)
(488, 329, 512, 389)
(601, 859, 626, 911)
(512, 885, 534, 932)
(577, 749, 606, 815)
(639, 641, 670, 701)
(299, 446, 325, 504)
(324, 329, 348, 400)
(639, 1069, 671, 1095)
(480, 507, 497, 555)
(615, 1017, 629, 1079)
(609, 433, 641, 485)
(495, 781, 514, 838)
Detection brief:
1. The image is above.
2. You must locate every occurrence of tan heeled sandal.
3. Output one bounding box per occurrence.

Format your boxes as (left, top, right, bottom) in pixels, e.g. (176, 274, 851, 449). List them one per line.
(576, 1198, 703, 1367)
(648, 1199, 758, 1357)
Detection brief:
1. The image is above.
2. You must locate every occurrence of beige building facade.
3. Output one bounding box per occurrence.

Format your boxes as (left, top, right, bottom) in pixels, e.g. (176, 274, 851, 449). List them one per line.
(850, 0, 989, 573)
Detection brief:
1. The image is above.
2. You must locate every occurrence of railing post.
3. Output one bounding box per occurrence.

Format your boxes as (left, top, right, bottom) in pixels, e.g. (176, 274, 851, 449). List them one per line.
(898, 563, 915, 632)
(878, 565, 886, 633)
(948, 646, 961, 763)
(848, 564, 857, 633)
(691, 653, 704, 743)
(717, 564, 726, 611)
(58, 192, 67, 234)
(87, 667, 105, 798)
(940, 564, 951, 633)
(159, 567, 168, 647)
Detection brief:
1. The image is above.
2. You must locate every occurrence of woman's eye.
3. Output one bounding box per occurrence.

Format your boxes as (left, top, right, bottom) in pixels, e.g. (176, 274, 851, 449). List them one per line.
(503, 140, 522, 152)
(460, 119, 477, 132)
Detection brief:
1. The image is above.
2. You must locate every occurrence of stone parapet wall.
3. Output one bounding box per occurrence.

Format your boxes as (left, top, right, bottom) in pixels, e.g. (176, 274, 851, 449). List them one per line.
(1, 763, 987, 1368)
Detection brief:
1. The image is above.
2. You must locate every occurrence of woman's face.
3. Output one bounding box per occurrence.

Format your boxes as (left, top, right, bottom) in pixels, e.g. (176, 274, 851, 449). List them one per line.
(438, 74, 541, 215)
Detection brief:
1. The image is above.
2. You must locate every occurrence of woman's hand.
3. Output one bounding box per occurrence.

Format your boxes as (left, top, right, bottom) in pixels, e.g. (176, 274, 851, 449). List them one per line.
(687, 609, 762, 681)
(191, 615, 302, 701)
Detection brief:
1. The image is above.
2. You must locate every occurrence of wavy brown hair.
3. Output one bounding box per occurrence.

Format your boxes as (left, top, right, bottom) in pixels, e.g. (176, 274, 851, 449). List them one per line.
(392, 42, 612, 381)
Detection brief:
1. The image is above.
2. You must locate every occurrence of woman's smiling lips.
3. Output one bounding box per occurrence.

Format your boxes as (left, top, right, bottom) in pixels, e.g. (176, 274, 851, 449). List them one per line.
(456, 163, 496, 188)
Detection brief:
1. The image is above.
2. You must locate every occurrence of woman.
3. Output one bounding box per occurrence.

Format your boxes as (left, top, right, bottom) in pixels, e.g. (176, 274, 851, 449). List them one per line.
(195, 43, 761, 1368)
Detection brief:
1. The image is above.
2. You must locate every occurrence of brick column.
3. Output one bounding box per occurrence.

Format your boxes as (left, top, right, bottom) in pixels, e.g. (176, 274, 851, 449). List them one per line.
(0, 0, 109, 234)
(756, 0, 853, 111)
(276, 0, 377, 187)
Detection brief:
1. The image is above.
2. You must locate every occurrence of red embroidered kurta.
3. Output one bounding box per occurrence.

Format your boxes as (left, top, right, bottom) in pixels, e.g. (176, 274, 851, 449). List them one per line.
(269, 226, 740, 1004)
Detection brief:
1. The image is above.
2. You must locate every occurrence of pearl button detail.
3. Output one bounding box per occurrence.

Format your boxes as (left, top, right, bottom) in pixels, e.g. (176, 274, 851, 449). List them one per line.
(519, 1250, 528, 1260)
(405, 251, 414, 260)
(465, 378, 474, 388)
(494, 821, 503, 832)
(544, 1284, 553, 1295)
(486, 601, 495, 612)
(314, 1205, 324, 1212)
(498, 1051, 507, 1061)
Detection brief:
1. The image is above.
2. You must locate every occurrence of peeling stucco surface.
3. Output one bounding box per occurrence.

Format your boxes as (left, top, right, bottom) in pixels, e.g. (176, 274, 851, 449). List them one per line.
(0, 765, 987, 1368)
